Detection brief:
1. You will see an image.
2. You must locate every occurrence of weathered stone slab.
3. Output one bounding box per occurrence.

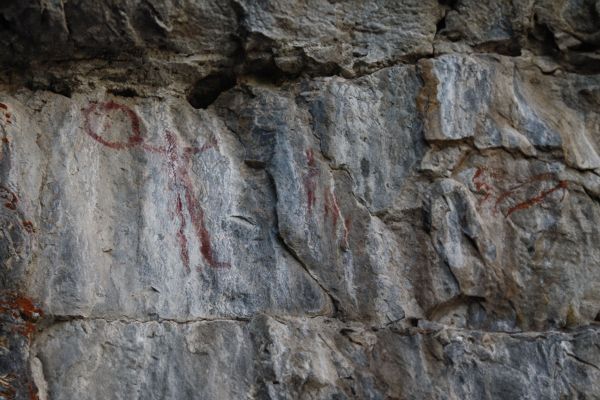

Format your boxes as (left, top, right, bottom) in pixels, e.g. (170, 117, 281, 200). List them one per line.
(420, 54, 600, 169)
(1, 92, 330, 321)
(238, 0, 441, 76)
(1, 1, 600, 398)
(31, 316, 600, 400)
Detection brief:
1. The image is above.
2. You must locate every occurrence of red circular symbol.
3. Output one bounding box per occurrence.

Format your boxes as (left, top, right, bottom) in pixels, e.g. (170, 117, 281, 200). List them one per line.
(83, 101, 143, 150)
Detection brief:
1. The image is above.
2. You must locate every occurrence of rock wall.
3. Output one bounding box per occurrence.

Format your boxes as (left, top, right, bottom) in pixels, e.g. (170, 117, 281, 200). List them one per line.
(1, 0, 600, 399)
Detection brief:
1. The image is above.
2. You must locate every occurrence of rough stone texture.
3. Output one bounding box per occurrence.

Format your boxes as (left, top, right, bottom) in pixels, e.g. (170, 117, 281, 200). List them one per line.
(239, 0, 441, 77)
(30, 316, 600, 400)
(1, 0, 600, 399)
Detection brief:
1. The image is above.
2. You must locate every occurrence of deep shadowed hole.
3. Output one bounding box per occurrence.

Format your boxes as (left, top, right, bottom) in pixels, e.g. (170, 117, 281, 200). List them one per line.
(474, 40, 522, 57)
(242, 58, 290, 84)
(438, 0, 458, 8)
(26, 79, 72, 98)
(436, 16, 447, 33)
(187, 73, 236, 109)
(571, 41, 600, 52)
(0, 15, 12, 32)
(108, 87, 138, 97)
(47, 81, 72, 98)
(529, 16, 560, 56)
(580, 88, 600, 107)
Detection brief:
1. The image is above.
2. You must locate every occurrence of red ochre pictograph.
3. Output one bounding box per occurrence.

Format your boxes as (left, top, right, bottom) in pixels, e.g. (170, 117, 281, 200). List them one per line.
(0, 102, 13, 126)
(303, 149, 319, 213)
(0, 293, 43, 339)
(471, 167, 568, 217)
(303, 148, 351, 248)
(1, 102, 13, 149)
(0, 292, 43, 400)
(0, 103, 36, 233)
(0, 119, 36, 232)
(82, 101, 229, 272)
(0, 185, 35, 233)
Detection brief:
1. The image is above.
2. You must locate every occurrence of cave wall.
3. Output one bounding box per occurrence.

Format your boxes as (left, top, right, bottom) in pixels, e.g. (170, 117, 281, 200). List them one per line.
(1, 1, 600, 399)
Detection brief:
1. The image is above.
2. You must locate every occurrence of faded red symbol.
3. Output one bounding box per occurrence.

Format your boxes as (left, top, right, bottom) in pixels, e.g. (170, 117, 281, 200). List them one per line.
(1, 103, 12, 154)
(303, 148, 351, 249)
(0, 374, 39, 400)
(324, 190, 340, 227)
(0, 185, 17, 210)
(0, 292, 43, 400)
(0, 293, 43, 340)
(21, 220, 35, 234)
(303, 149, 319, 213)
(82, 101, 229, 272)
(0, 102, 12, 126)
(472, 167, 495, 206)
(324, 190, 350, 249)
(472, 167, 568, 217)
(0, 185, 35, 233)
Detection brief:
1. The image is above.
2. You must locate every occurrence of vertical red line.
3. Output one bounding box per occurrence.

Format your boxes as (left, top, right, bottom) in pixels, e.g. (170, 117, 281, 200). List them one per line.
(166, 131, 229, 269)
(175, 194, 190, 274)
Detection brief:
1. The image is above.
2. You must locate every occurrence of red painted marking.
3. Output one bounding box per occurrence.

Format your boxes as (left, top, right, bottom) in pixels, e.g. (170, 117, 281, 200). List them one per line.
(0, 103, 7, 110)
(165, 134, 189, 267)
(329, 191, 341, 228)
(0, 293, 43, 339)
(0, 377, 16, 400)
(0, 186, 35, 234)
(342, 217, 351, 249)
(306, 185, 316, 212)
(0, 185, 18, 210)
(0, 292, 42, 400)
(185, 136, 217, 156)
(324, 189, 342, 227)
(494, 173, 556, 210)
(0, 372, 38, 400)
(306, 148, 316, 167)
(184, 177, 228, 269)
(12, 296, 42, 320)
(166, 132, 229, 269)
(303, 149, 319, 213)
(28, 381, 39, 400)
(21, 221, 35, 234)
(471, 167, 568, 217)
(1, 137, 9, 143)
(83, 102, 228, 271)
(472, 167, 494, 205)
(174, 194, 190, 273)
(303, 149, 350, 248)
(82, 101, 143, 150)
(506, 180, 568, 216)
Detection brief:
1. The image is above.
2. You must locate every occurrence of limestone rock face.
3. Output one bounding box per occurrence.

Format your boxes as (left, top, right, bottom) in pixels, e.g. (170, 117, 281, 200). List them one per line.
(1, 1, 600, 399)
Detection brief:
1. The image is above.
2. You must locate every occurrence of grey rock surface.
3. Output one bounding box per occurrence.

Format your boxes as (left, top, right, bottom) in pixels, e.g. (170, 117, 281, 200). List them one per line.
(1, 0, 600, 399)
(31, 316, 600, 400)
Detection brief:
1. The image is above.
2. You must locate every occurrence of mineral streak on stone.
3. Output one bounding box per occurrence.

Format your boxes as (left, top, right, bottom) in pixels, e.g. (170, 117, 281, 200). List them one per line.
(0, 292, 43, 400)
(1, 0, 600, 399)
